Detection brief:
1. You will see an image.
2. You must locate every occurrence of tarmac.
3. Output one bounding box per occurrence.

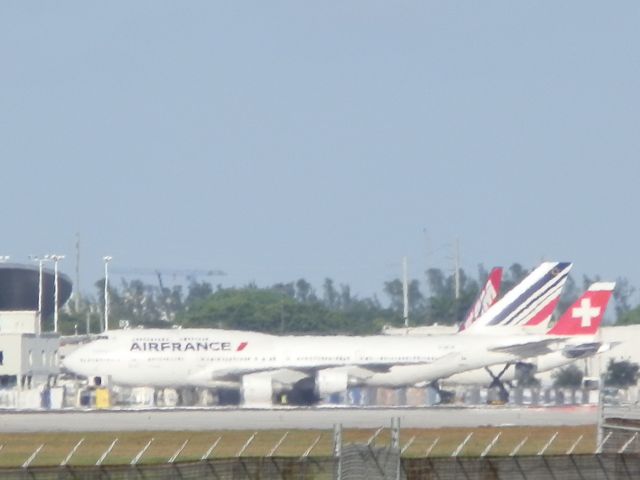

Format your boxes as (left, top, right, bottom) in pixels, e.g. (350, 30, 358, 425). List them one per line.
(0, 405, 597, 432)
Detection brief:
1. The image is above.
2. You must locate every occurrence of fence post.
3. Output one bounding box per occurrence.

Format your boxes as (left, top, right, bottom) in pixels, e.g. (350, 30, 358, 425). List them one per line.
(391, 417, 401, 480)
(301, 434, 322, 459)
(480, 432, 502, 457)
(401, 436, 416, 455)
(333, 423, 342, 480)
(130, 438, 154, 465)
(391, 417, 400, 449)
(22, 443, 44, 469)
(597, 373, 604, 448)
(236, 432, 257, 457)
(618, 432, 638, 454)
(201, 436, 222, 480)
(267, 431, 289, 457)
(169, 439, 189, 463)
(96, 438, 118, 466)
(367, 427, 384, 446)
(566, 434, 583, 455)
(60, 438, 85, 467)
(537, 432, 558, 456)
(425, 438, 439, 457)
(451, 433, 473, 457)
(596, 431, 613, 454)
(451, 433, 472, 480)
(509, 436, 528, 456)
(201, 436, 222, 461)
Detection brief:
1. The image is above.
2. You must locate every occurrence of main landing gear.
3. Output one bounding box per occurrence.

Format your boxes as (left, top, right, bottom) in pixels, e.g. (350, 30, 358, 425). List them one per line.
(485, 364, 512, 404)
(429, 380, 455, 404)
(484, 362, 538, 404)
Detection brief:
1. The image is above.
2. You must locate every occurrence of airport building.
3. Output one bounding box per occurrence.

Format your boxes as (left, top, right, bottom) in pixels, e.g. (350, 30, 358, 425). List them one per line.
(0, 263, 72, 407)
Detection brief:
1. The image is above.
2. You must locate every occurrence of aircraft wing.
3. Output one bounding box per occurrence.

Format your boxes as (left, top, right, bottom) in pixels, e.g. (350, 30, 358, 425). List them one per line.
(488, 338, 564, 358)
(187, 363, 385, 389)
(269, 366, 380, 389)
(188, 357, 430, 386)
(265, 368, 309, 387)
(187, 365, 303, 384)
(562, 342, 602, 358)
(561, 341, 621, 358)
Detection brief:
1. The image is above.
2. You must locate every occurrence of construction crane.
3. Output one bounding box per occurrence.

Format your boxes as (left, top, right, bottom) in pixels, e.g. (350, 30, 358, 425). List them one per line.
(110, 267, 226, 290)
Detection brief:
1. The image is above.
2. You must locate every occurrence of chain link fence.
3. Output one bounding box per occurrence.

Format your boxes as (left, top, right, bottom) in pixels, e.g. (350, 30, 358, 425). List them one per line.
(0, 453, 639, 480)
(600, 403, 640, 454)
(404, 454, 640, 479)
(4, 413, 640, 479)
(0, 457, 336, 480)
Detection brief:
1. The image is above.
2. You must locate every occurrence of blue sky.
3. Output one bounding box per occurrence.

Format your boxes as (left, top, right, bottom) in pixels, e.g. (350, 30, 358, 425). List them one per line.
(1, 2, 638, 301)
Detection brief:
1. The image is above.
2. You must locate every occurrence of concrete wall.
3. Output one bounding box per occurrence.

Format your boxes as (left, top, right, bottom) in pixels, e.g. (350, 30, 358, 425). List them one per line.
(0, 333, 60, 380)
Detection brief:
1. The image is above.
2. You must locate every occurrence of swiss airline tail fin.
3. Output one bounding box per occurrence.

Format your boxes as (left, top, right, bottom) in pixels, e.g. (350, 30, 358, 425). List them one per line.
(458, 267, 502, 332)
(547, 282, 615, 336)
(468, 261, 572, 331)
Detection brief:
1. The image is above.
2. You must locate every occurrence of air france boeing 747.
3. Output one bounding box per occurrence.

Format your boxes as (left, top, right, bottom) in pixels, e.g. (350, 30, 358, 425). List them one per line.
(63, 262, 572, 405)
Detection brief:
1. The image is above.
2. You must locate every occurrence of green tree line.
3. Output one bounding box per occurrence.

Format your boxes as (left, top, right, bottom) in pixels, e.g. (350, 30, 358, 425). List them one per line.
(52, 263, 639, 335)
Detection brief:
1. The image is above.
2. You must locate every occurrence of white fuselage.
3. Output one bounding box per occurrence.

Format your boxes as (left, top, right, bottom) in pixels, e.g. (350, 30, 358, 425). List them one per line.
(62, 328, 552, 391)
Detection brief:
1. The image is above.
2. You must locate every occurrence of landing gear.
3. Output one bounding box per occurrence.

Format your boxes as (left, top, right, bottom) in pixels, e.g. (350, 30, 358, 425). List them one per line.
(176, 387, 198, 406)
(217, 388, 241, 405)
(514, 362, 538, 387)
(485, 364, 512, 404)
(429, 380, 455, 404)
(288, 378, 320, 405)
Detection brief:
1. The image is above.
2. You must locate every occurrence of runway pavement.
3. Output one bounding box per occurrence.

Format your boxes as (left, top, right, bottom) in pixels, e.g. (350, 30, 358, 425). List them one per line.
(0, 405, 597, 432)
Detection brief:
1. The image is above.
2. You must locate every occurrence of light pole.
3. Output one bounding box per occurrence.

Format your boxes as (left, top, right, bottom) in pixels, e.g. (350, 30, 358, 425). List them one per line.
(29, 254, 52, 334)
(50, 255, 65, 333)
(103, 256, 113, 332)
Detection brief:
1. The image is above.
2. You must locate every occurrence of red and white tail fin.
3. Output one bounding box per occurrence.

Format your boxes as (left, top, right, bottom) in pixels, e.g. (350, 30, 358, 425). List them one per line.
(458, 267, 502, 332)
(547, 282, 615, 336)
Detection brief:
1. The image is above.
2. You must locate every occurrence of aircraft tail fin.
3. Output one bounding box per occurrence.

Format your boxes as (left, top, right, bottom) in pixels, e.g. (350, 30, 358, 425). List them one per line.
(458, 267, 502, 332)
(467, 261, 572, 332)
(547, 282, 615, 336)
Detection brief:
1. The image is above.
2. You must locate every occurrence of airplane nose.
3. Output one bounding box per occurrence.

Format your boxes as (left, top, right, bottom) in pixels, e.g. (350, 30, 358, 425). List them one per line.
(61, 351, 81, 374)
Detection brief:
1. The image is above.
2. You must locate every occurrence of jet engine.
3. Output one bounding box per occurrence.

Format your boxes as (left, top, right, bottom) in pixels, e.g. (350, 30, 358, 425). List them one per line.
(315, 369, 348, 397)
(241, 374, 274, 407)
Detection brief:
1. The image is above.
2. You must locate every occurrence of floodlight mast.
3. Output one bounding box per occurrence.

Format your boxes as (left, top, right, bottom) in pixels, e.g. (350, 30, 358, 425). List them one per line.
(103, 256, 113, 332)
(29, 255, 53, 334)
(50, 255, 65, 333)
